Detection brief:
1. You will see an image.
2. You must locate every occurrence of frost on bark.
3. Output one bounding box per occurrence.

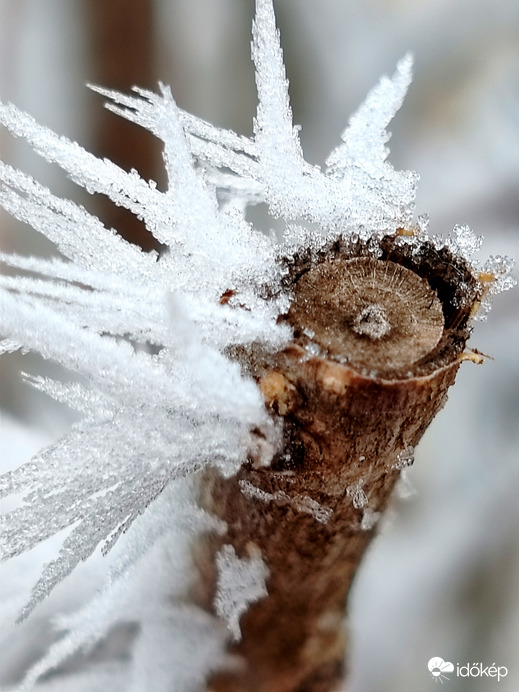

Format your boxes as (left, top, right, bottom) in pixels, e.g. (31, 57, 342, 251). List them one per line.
(196, 234, 482, 692)
(1, 0, 515, 689)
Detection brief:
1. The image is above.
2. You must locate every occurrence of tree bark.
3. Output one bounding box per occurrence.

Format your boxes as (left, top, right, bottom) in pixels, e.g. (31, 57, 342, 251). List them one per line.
(197, 233, 482, 692)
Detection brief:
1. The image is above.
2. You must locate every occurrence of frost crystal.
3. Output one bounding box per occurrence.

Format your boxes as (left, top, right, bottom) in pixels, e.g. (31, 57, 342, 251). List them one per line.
(361, 508, 381, 531)
(239, 479, 333, 523)
(396, 469, 417, 500)
(214, 544, 268, 642)
(346, 482, 368, 509)
(0, 0, 514, 688)
(392, 446, 415, 470)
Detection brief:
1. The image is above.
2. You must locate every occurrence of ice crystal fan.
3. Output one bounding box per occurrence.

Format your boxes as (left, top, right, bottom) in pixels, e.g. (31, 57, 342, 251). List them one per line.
(0, 0, 514, 691)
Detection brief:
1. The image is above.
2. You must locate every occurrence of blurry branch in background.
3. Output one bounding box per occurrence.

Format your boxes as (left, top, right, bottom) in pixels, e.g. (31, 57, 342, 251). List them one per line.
(84, 0, 164, 251)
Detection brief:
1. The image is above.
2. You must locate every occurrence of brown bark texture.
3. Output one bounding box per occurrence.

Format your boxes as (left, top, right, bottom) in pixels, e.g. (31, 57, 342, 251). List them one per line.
(198, 234, 482, 692)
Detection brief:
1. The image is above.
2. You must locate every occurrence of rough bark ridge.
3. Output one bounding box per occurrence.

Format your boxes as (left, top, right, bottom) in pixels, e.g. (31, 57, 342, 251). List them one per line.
(199, 234, 482, 692)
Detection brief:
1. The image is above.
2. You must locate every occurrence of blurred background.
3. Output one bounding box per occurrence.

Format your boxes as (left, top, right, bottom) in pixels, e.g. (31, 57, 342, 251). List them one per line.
(0, 1, 518, 690)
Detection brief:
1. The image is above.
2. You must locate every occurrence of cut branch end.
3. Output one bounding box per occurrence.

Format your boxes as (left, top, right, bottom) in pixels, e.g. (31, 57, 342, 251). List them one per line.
(200, 233, 483, 692)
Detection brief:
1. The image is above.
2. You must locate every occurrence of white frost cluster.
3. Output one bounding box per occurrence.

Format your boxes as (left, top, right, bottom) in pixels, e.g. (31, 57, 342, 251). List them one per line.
(5, 480, 228, 692)
(214, 544, 269, 642)
(0, 0, 514, 689)
(346, 481, 368, 510)
(239, 479, 333, 524)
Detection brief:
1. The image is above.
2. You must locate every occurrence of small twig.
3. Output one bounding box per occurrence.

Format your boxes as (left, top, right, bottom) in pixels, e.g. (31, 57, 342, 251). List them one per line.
(196, 234, 482, 692)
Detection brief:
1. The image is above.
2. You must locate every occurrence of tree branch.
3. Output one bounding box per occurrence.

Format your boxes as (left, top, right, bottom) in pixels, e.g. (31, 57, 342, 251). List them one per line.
(196, 233, 482, 692)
